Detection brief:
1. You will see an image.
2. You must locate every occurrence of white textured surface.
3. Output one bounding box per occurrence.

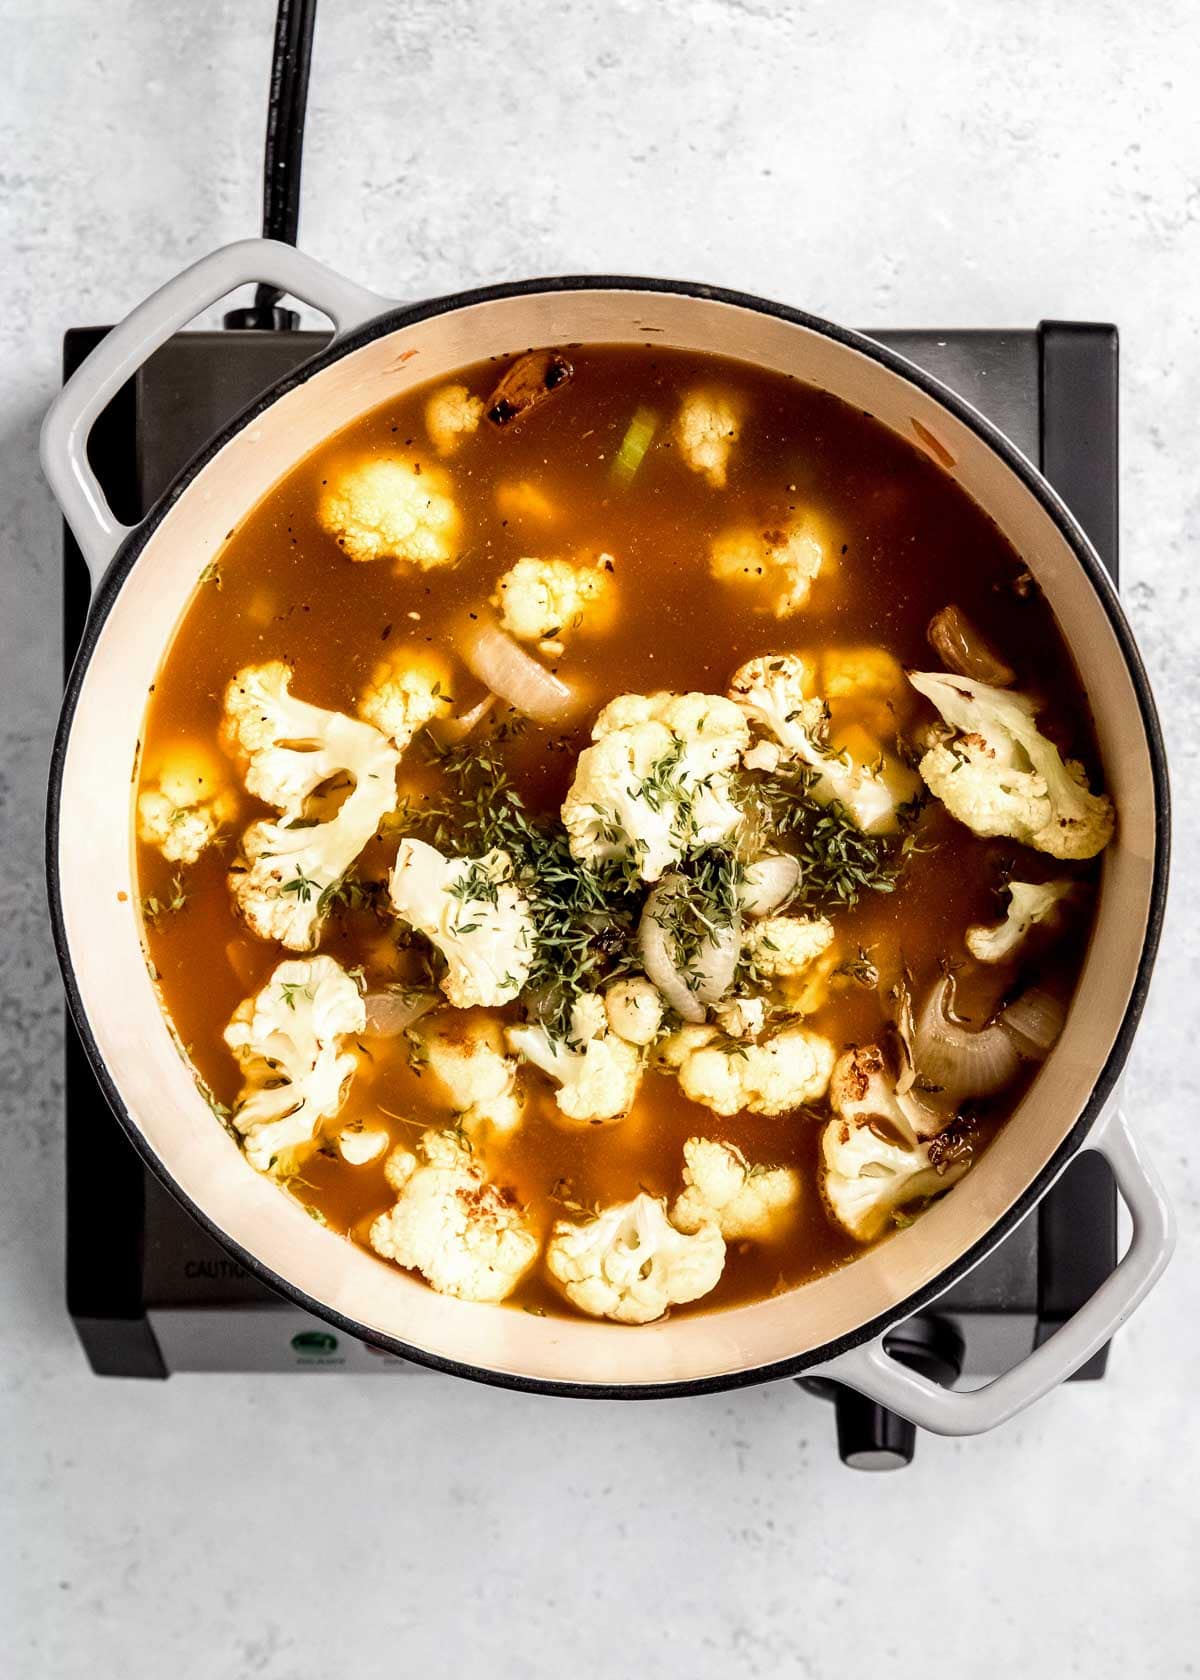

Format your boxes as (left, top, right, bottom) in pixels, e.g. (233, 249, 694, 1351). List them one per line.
(2, 1, 1197, 1674)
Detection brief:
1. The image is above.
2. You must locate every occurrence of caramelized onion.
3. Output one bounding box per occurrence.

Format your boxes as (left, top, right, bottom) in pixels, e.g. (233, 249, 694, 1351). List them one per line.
(638, 876, 740, 1023)
(458, 620, 575, 723)
(739, 853, 801, 918)
(889, 971, 918, 1096)
(999, 987, 1065, 1059)
(927, 604, 1015, 686)
(426, 693, 495, 747)
(914, 974, 1021, 1101)
(363, 989, 438, 1038)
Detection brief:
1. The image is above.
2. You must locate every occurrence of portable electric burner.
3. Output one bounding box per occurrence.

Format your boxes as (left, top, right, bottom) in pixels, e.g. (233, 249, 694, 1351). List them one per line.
(61, 317, 1122, 1467)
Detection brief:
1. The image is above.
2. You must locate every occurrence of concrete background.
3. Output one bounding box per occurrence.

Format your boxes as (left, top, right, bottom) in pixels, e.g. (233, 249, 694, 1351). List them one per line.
(2, 1, 1197, 1675)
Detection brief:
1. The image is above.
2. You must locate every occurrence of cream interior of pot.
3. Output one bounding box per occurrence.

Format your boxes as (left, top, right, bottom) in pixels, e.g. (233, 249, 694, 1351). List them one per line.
(56, 289, 1157, 1387)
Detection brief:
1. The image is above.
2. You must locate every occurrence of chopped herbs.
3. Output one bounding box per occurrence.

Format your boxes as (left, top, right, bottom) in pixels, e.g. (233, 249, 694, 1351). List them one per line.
(316, 874, 390, 918)
(834, 946, 880, 988)
(141, 872, 189, 923)
(651, 847, 742, 983)
(396, 735, 643, 1038)
(737, 767, 917, 908)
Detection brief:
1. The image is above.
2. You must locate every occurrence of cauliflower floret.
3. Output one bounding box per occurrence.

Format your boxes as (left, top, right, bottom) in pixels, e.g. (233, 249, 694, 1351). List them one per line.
(422, 1012, 524, 1136)
(908, 671, 1115, 860)
(318, 456, 461, 569)
(822, 645, 906, 701)
(369, 1128, 537, 1302)
(730, 654, 911, 834)
(545, 1191, 725, 1323)
(821, 644, 912, 734)
(828, 1041, 942, 1143)
(337, 1125, 389, 1165)
(424, 384, 484, 456)
(223, 955, 365, 1175)
(603, 978, 665, 1047)
(713, 995, 768, 1040)
(672, 1137, 800, 1241)
(822, 1050, 971, 1242)
(562, 691, 750, 881)
(710, 511, 830, 617)
(506, 993, 641, 1124)
(966, 878, 1078, 963)
(675, 389, 741, 489)
(222, 663, 400, 950)
(389, 839, 534, 1009)
(491, 554, 614, 652)
(495, 480, 558, 525)
(676, 1023, 835, 1116)
(652, 1022, 719, 1071)
(746, 915, 835, 978)
(137, 745, 238, 865)
(745, 916, 837, 1019)
(358, 646, 455, 750)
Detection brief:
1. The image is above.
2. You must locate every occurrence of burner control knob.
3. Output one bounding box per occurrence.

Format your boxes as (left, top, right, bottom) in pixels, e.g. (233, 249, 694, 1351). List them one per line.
(798, 1317, 964, 1471)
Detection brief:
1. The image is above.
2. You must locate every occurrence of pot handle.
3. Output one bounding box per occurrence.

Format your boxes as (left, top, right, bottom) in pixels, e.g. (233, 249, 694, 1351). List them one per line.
(812, 1108, 1174, 1437)
(40, 238, 396, 587)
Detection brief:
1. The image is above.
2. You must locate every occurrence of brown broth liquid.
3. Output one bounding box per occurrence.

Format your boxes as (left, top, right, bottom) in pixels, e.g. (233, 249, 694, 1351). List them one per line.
(136, 345, 1102, 1320)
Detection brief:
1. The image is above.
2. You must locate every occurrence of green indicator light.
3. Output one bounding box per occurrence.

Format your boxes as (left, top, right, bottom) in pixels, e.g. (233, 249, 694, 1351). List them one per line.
(291, 1329, 338, 1355)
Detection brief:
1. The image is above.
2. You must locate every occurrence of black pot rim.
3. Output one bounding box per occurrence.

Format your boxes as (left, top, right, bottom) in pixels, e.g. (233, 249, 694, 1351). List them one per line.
(46, 273, 1171, 1400)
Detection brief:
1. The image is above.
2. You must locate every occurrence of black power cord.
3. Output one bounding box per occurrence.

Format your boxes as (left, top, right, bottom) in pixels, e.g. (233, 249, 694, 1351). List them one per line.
(225, 0, 319, 331)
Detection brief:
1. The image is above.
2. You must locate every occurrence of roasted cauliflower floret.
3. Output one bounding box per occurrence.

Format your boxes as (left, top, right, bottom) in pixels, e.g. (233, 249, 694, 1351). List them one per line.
(676, 1023, 835, 1116)
(357, 646, 455, 750)
(966, 878, 1078, 964)
(652, 1022, 720, 1072)
(713, 994, 768, 1040)
(491, 553, 615, 653)
(822, 645, 906, 700)
(746, 915, 836, 978)
(422, 1012, 524, 1136)
(822, 1051, 971, 1242)
(389, 839, 534, 1009)
(603, 978, 665, 1047)
(562, 690, 750, 882)
(745, 916, 838, 1019)
(336, 1124, 389, 1166)
(506, 993, 642, 1124)
(821, 644, 912, 733)
(675, 389, 741, 489)
(710, 511, 831, 617)
(545, 1191, 726, 1323)
(369, 1127, 538, 1302)
(908, 670, 1115, 860)
(495, 479, 558, 526)
(221, 662, 399, 950)
(424, 384, 484, 455)
(828, 1041, 941, 1143)
(730, 654, 914, 834)
(672, 1137, 800, 1241)
(318, 456, 461, 569)
(223, 955, 365, 1176)
(137, 745, 237, 865)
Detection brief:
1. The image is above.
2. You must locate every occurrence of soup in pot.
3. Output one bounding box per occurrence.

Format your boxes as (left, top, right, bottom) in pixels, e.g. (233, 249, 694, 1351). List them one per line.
(134, 344, 1114, 1325)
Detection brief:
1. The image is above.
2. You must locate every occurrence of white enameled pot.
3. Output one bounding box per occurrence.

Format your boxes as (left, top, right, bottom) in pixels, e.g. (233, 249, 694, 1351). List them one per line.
(41, 241, 1174, 1430)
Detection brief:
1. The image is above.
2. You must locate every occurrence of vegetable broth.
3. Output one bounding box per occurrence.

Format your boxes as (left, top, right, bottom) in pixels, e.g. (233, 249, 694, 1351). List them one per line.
(136, 344, 1101, 1319)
